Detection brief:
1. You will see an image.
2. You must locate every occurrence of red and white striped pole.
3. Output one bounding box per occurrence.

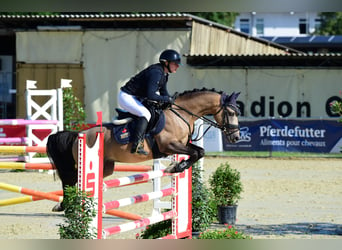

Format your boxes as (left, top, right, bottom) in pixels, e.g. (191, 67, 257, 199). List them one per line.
(77, 131, 104, 239)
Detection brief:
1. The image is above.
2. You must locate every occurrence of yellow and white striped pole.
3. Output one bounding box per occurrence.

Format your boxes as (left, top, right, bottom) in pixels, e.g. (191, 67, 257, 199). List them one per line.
(0, 182, 63, 203)
(0, 146, 46, 154)
(0, 190, 63, 206)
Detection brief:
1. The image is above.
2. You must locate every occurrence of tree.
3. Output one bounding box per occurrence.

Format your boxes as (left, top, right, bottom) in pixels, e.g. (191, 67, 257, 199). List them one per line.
(58, 186, 97, 239)
(190, 12, 238, 28)
(62, 87, 86, 131)
(315, 12, 342, 35)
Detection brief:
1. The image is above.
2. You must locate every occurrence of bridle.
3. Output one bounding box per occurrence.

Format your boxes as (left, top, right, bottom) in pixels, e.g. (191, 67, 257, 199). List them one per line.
(169, 93, 240, 142)
(217, 103, 240, 136)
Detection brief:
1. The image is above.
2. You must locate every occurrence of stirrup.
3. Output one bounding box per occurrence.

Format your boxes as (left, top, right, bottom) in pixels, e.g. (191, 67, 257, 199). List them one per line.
(131, 141, 148, 155)
(136, 147, 148, 155)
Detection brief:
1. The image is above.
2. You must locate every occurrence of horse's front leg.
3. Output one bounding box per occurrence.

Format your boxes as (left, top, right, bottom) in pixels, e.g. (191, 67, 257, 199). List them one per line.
(164, 142, 205, 173)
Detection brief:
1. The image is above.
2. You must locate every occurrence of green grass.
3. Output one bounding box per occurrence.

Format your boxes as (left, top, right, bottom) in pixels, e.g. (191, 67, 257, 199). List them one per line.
(205, 151, 342, 158)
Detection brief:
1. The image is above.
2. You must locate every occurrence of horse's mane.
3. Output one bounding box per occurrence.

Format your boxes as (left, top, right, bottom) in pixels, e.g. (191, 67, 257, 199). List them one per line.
(174, 87, 223, 98)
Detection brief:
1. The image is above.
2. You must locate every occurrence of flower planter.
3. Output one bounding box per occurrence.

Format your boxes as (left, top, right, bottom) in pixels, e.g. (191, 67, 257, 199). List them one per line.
(217, 205, 237, 225)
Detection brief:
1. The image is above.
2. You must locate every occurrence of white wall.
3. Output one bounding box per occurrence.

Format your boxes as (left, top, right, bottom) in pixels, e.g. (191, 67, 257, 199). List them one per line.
(189, 68, 341, 119)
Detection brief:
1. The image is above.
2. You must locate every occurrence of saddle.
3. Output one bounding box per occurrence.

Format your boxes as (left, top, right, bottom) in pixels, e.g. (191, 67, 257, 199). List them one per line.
(111, 103, 167, 158)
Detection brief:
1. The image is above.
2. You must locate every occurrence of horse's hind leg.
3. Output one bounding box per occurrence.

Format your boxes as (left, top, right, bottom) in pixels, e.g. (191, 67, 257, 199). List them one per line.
(103, 159, 115, 178)
(52, 169, 78, 212)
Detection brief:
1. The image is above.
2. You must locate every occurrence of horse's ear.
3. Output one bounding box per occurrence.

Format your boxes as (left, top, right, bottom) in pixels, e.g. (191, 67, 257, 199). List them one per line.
(233, 91, 241, 100)
(225, 91, 240, 105)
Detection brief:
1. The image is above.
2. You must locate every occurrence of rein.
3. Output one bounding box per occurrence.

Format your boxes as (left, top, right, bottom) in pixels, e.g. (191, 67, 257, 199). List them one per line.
(169, 101, 239, 142)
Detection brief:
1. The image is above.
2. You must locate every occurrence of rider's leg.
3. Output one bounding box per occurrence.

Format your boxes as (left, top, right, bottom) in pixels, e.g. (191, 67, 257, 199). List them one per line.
(118, 90, 151, 155)
(131, 116, 148, 155)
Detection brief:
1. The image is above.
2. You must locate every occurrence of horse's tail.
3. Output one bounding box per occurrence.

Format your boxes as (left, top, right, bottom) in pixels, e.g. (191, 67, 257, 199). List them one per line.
(46, 131, 78, 180)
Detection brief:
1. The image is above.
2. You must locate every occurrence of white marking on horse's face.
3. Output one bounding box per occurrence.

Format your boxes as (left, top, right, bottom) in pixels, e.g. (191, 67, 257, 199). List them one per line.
(224, 106, 240, 143)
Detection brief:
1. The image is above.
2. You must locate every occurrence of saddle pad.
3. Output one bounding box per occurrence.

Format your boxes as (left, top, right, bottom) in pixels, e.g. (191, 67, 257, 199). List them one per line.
(113, 123, 133, 144)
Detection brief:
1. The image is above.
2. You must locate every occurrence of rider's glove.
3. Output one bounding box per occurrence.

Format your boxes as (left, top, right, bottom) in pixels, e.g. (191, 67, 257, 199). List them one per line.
(160, 97, 173, 109)
(166, 96, 175, 107)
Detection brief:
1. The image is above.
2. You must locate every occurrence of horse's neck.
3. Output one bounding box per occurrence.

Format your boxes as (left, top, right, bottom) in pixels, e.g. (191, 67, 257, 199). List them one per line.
(177, 93, 220, 117)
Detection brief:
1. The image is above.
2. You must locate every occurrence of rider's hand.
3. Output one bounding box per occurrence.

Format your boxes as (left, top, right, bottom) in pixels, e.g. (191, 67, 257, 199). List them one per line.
(160, 97, 173, 109)
(166, 96, 176, 107)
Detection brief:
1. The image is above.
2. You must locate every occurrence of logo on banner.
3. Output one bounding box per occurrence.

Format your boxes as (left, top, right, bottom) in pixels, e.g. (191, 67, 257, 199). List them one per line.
(237, 127, 251, 143)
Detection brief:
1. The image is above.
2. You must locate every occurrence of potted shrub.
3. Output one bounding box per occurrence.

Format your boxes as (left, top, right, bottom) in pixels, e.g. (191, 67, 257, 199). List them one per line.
(209, 162, 243, 225)
(330, 97, 342, 122)
(330, 97, 342, 152)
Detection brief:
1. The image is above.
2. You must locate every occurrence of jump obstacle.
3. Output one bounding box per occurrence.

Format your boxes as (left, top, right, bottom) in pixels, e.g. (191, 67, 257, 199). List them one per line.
(0, 142, 156, 209)
(0, 79, 195, 238)
(0, 159, 153, 207)
(0, 79, 66, 164)
(0, 80, 152, 213)
(0, 178, 144, 220)
(78, 132, 192, 239)
(0, 136, 193, 238)
(0, 80, 66, 208)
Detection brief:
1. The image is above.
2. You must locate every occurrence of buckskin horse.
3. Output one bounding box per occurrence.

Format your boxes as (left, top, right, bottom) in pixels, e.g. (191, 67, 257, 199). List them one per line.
(46, 88, 241, 211)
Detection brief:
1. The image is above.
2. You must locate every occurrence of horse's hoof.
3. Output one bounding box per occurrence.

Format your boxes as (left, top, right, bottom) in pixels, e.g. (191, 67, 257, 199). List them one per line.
(164, 162, 177, 173)
(164, 166, 176, 173)
(52, 203, 64, 212)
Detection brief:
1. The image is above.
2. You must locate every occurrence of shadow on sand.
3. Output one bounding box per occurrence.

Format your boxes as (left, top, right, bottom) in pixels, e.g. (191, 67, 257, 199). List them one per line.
(211, 222, 342, 237)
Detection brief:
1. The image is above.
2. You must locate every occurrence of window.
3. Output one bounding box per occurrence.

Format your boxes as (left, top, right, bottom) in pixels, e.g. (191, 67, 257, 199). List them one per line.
(314, 18, 322, 32)
(240, 18, 250, 34)
(256, 18, 264, 35)
(299, 18, 308, 34)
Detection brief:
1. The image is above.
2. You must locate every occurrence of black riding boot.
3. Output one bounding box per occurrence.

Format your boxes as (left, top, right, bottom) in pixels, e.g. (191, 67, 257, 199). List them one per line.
(131, 117, 148, 155)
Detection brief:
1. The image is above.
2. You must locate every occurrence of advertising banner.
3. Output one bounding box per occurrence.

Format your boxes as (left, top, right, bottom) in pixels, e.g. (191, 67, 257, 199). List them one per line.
(223, 119, 342, 153)
(0, 125, 52, 145)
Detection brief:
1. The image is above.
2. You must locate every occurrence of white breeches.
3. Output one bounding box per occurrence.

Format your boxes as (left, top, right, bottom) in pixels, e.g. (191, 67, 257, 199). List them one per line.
(118, 90, 151, 121)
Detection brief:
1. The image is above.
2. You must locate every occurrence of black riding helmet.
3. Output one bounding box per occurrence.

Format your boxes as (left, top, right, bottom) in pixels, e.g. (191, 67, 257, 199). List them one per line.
(159, 49, 182, 65)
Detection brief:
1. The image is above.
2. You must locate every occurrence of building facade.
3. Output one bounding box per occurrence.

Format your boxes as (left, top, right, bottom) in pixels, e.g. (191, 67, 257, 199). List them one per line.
(234, 12, 321, 37)
(0, 13, 341, 123)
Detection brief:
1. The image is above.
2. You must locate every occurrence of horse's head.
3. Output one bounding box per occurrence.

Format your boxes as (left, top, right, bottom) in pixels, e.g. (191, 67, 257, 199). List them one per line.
(214, 91, 241, 143)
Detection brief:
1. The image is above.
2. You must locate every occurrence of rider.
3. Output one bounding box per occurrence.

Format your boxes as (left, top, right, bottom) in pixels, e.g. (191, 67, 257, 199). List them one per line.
(118, 49, 182, 155)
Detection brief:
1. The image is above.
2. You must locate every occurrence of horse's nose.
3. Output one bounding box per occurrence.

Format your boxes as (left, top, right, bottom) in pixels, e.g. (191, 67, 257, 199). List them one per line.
(232, 133, 240, 143)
